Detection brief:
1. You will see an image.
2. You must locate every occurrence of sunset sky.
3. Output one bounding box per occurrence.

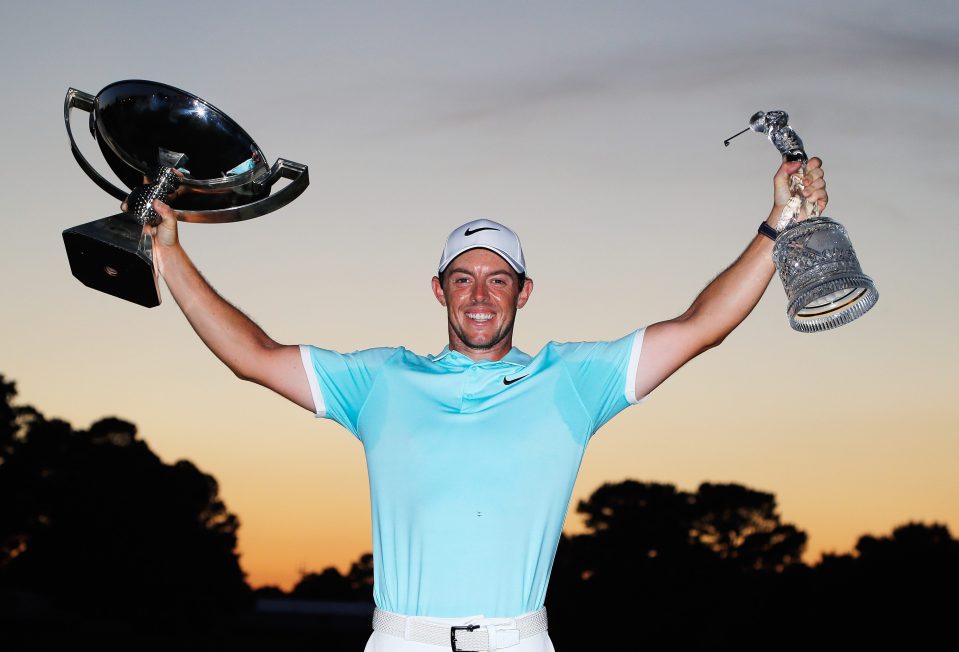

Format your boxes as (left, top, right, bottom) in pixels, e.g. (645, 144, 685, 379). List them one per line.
(2, 1, 957, 590)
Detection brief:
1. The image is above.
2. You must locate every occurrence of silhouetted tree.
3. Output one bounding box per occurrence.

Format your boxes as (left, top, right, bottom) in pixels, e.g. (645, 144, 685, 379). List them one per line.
(548, 479, 959, 649)
(293, 551, 375, 601)
(563, 479, 806, 583)
(691, 482, 806, 572)
(806, 521, 959, 647)
(346, 552, 374, 600)
(855, 521, 958, 570)
(293, 567, 354, 601)
(0, 373, 251, 630)
(0, 375, 17, 456)
(547, 479, 808, 647)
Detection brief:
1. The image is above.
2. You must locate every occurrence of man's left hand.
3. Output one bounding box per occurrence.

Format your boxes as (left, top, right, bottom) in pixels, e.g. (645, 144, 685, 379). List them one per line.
(771, 156, 828, 222)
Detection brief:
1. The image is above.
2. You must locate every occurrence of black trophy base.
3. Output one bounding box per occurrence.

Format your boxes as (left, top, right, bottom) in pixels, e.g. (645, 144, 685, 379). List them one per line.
(63, 214, 161, 308)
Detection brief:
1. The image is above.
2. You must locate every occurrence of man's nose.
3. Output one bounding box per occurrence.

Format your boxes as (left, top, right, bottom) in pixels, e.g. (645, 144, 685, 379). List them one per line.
(470, 281, 488, 302)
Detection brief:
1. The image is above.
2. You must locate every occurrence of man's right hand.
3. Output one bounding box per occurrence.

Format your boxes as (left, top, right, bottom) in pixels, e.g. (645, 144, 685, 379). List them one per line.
(121, 177, 180, 250)
(149, 199, 179, 249)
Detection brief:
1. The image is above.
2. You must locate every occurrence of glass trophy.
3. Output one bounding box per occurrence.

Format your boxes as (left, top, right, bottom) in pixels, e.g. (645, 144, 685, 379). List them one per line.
(733, 110, 878, 332)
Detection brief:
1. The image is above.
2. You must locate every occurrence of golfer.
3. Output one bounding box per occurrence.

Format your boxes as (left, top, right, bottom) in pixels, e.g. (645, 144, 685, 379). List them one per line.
(132, 156, 826, 651)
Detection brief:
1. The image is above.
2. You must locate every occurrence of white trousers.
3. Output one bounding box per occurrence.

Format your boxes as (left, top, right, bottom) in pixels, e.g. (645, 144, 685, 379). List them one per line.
(363, 609, 556, 652)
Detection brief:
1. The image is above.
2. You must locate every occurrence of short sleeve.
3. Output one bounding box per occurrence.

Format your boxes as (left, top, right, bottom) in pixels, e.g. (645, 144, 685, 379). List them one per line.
(298, 344, 400, 439)
(555, 327, 648, 434)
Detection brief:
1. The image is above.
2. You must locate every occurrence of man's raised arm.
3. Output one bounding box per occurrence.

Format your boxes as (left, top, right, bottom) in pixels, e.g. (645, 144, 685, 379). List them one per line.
(633, 157, 828, 401)
(143, 198, 315, 413)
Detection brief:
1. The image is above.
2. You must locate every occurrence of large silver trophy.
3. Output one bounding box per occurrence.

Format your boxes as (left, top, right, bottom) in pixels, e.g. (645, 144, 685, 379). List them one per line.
(730, 110, 878, 332)
(63, 80, 309, 307)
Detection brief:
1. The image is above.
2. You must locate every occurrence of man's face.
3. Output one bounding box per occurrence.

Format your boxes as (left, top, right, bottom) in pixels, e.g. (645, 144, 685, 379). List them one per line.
(431, 248, 533, 359)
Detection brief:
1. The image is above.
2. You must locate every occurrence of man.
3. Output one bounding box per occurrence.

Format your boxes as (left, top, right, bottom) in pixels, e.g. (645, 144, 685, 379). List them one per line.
(133, 156, 826, 651)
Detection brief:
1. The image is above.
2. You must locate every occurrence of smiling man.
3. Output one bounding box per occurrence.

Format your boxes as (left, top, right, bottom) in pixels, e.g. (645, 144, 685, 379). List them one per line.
(140, 156, 826, 651)
(432, 221, 533, 356)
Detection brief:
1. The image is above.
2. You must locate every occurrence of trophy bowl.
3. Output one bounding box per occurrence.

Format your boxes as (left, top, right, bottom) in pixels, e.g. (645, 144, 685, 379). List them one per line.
(63, 80, 309, 307)
(772, 217, 878, 332)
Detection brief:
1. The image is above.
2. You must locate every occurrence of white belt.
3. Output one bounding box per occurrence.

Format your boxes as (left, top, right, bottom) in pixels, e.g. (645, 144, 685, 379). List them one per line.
(372, 606, 548, 651)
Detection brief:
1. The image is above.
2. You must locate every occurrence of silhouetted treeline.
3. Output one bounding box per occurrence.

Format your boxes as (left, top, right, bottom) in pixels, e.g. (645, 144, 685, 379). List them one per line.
(0, 374, 251, 646)
(287, 552, 374, 602)
(544, 481, 957, 649)
(3, 371, 957, 650)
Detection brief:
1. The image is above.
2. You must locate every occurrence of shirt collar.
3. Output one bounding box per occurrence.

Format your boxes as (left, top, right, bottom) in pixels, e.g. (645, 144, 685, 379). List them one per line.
(429, 345, 532, 367)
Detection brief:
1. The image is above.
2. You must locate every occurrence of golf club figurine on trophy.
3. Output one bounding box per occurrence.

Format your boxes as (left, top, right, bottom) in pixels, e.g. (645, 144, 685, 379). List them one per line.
(63, 80, 309, 307)
(726, 110, 878, 332)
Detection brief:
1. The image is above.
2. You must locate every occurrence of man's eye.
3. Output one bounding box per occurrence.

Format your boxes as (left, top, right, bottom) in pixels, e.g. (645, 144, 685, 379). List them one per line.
(455, 277, 469, 284)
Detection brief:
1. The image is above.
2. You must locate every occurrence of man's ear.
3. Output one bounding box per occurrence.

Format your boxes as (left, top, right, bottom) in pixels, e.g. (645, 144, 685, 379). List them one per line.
(516, 277, 533, 309)
(431, 276, 447, 306)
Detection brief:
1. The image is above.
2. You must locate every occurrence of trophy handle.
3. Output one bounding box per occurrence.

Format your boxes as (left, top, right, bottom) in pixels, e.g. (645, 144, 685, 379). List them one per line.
(64, 88, 129, 202)
(174, 158, 310, 224)
(776, 160, 822, 232)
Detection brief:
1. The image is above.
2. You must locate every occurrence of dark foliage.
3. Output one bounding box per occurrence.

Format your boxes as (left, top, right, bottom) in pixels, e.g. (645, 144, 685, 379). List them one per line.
(0, 373, 251, 641)
(547, 479, 958, 650)
(293, 552, 375, 602)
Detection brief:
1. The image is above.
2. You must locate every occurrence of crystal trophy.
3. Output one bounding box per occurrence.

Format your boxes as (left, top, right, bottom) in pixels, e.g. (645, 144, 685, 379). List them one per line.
(734, 110, 878, 332)
(63, 80, 310, 307)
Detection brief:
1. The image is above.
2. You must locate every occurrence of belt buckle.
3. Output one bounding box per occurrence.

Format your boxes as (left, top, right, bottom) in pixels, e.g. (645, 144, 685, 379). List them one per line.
(450, 624, 480, 651)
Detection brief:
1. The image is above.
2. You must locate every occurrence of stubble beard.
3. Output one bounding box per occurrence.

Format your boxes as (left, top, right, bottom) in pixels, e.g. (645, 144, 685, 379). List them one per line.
(450, 309, 516, 352)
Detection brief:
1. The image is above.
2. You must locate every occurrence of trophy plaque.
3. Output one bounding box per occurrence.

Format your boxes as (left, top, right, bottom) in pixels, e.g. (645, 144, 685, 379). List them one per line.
(728, 110, 878, 332)
(63, 80, 309, 307)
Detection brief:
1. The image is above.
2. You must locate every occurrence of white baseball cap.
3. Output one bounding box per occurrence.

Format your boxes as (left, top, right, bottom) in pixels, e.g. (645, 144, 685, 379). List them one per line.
(437, 219, 527, 275)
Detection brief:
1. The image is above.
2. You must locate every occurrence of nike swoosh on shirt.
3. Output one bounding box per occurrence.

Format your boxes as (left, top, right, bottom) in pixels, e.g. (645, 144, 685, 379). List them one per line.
(464, 227, 499, 236)
(503, 375, 528, 385)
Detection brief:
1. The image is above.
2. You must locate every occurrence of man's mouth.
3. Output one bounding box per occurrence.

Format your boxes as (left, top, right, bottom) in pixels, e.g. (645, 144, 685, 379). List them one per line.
(465, 312, 495, 321)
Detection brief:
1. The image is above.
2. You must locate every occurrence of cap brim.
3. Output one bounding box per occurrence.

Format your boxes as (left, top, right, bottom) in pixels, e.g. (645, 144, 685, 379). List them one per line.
(438, 245, 525, 275)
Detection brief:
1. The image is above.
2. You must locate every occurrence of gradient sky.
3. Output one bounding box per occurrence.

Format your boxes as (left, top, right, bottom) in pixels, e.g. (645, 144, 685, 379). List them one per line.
(2, 1, 957, 590)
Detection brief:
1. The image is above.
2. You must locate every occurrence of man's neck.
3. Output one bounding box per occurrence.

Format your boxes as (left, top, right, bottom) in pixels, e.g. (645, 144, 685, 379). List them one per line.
(447, 336, 514, 362)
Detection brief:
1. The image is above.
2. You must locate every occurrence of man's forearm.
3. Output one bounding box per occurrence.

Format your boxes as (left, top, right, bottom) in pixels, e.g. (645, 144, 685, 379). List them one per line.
(156, 242, 277, 380)
(683, 209, 778, 347)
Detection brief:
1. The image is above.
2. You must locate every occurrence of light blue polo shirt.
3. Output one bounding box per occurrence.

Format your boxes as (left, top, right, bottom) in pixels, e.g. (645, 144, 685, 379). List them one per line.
(299, 327, 648, 618)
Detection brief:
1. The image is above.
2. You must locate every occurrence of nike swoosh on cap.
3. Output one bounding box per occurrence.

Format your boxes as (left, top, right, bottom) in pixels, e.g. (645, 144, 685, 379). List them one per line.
(464, 227, 499, 236)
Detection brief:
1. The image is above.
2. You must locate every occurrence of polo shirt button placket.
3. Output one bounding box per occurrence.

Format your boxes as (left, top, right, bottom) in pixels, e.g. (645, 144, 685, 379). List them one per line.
(461, 366, 481, 409)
